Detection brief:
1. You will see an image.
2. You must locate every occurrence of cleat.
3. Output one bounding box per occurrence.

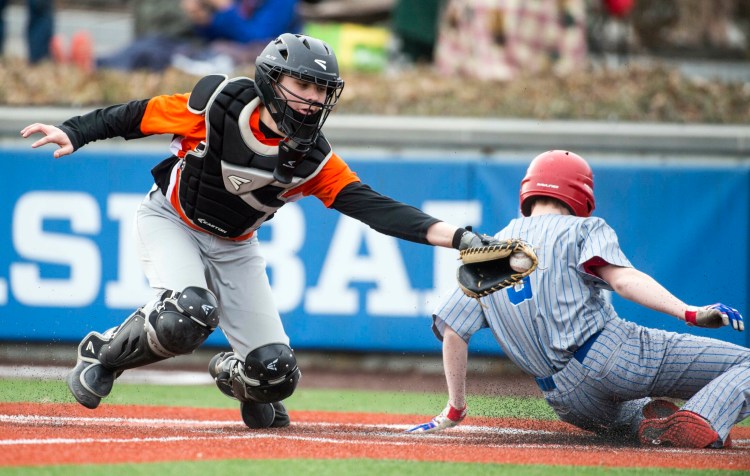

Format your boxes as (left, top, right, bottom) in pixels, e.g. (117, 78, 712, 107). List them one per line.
(709, 434, 733, 449)
(639, 410, 719, 448)
(642, 399, 680, 419)
(240, 401, 288, 429)
(208, 351, 237, 399)
(270, 401, 290, 428)
(239, 399, 290, 429)
(240, 401, 277, 429)
(65, 361, 115, 409)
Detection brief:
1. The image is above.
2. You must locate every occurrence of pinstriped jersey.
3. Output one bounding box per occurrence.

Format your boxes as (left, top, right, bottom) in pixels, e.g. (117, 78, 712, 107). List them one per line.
(433, 214, 632, 378)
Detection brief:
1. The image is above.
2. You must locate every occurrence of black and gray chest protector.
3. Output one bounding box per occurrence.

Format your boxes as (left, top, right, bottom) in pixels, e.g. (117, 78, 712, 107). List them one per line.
(178, 74, 332, 238)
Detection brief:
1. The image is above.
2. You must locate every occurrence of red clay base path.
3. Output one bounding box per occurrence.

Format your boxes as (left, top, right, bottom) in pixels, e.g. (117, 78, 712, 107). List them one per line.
(1, 403, 748, 470)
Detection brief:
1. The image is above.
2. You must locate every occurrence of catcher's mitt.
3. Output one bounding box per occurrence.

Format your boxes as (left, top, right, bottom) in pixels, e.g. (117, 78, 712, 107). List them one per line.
(457, 239, 538, 298)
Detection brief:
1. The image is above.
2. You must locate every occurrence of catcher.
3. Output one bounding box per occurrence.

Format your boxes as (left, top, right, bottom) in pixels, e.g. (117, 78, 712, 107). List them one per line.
(21, 33, 504, 430)
(408, 150, 749, 449)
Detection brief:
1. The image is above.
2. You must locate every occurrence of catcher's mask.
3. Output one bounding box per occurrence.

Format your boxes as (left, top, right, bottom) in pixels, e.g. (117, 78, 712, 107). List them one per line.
(255, 33, 344, 154)
(520, 150, 595, 217)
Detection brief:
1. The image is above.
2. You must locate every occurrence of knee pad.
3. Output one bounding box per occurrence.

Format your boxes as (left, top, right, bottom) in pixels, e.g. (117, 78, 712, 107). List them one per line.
(95, 286, 219, 372)
(240, 343, 301, 403)
(147, 286, 220, 356)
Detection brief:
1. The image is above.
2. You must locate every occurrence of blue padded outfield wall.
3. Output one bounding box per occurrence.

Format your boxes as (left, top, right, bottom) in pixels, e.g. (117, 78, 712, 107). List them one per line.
(1, 148, 748, 354)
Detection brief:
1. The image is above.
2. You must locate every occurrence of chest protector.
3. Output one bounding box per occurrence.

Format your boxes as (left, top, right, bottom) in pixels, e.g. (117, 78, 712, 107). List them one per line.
(178, 75, 332, 238)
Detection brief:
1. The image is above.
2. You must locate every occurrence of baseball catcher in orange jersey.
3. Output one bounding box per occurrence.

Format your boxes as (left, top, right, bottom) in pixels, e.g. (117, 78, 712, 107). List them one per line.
(21, 33, 513, 429)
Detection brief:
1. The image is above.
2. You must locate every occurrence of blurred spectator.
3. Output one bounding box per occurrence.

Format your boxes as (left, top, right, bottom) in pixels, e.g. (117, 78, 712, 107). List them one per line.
(634, 0, 746, 56)
(61, 0, 302, 74)
(602, 0, 634, 18)
(391, 0, 443, 63)
(586, 0, 636, 60)
(174, 0, 302, 73)
(434, 0, 588, 81)
(0, 0, 54, 63)
(133, 0, 193, 39)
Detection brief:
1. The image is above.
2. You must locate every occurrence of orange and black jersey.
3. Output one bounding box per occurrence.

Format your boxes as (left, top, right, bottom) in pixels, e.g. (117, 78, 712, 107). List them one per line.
(58, 92, 441, 244)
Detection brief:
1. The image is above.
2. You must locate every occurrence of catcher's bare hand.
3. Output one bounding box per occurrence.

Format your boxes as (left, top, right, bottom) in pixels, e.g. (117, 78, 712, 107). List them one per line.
(405, 403, 467, 434)
(685, 303, 744, 332)
(20, 123, 74, 159)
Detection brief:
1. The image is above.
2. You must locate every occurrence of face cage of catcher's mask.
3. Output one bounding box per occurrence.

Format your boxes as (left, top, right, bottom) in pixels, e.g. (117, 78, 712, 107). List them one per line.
(269, 73, 343, 147)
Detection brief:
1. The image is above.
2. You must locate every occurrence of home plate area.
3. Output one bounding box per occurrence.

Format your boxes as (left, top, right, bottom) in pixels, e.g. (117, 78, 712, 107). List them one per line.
(0, 403, 748, 470)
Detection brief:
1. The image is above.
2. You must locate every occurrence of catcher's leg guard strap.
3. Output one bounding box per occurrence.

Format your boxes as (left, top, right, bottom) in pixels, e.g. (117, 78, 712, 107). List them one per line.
(95, 286, 220, 372)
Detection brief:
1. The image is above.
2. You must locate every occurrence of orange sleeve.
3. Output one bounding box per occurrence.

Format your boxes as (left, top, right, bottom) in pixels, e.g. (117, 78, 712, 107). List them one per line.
(287, 153, 360, 207)
(140, 93, 206, 140)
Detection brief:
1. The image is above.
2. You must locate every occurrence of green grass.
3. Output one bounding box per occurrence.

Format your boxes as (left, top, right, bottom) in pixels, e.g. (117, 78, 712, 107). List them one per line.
(0, 378, 745, 475)
(1, 460, 745, 476)
(0, 378, 556, 419)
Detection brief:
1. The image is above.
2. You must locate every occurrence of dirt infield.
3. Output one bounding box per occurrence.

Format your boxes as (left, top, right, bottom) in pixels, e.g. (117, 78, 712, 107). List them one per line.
(1, 403, 748, 470)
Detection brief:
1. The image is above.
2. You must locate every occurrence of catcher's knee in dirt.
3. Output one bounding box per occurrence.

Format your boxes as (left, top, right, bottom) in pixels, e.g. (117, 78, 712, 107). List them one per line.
(87, 286, 220, 372)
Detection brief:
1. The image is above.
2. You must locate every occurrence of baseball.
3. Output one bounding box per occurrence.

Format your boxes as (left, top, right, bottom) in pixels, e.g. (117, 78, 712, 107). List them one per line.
(510, 251, 533, 273)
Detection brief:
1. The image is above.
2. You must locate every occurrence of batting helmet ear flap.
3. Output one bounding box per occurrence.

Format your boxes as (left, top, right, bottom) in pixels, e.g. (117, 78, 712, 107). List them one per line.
(520, 150, 595, 217)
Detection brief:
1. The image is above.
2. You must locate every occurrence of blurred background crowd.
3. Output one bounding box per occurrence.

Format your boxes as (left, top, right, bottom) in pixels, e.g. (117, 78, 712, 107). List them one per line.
(0, 0, 748, 121)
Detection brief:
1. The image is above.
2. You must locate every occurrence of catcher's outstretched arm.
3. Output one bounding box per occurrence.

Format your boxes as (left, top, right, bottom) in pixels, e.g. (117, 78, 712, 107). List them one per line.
(332, 182, 497, 249)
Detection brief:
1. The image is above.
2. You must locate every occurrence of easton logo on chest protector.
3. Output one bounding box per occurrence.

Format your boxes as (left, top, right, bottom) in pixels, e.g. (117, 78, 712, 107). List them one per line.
(228, 175, 251, 190)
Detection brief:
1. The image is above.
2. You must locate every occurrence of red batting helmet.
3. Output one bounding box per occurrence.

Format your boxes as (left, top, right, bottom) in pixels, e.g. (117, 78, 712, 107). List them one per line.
(520, 150, 595, 217)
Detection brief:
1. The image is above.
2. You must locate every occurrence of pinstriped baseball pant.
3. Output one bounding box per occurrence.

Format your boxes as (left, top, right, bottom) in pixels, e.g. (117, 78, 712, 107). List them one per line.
(539, 318, 750, 441)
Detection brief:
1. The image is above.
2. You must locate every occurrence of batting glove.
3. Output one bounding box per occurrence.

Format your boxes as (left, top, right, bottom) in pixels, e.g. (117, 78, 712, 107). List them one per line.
(685, 303, 744, 332)
(405, 403, 467, 434)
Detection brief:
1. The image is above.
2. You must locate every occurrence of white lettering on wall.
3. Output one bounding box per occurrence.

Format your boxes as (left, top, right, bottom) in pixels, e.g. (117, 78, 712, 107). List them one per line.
(11, 192, 101, 306)
(306, 216, 419, 316)
(105, 194, 152, 308)
(258, 203, 306, 313)
(3, 191, 483, 320)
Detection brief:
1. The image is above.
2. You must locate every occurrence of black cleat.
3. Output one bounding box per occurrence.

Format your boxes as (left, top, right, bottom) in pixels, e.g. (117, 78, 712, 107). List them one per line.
(270, 401, 290, 428)
(208, 351, 237, 399)
(240, 401, 277, 429)
(240, 401, 290, 429)
(65, 361, 115, 409)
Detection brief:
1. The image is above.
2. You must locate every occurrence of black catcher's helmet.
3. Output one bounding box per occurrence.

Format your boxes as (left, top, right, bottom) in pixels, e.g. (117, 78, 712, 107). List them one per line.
(255, 33, 344, 152)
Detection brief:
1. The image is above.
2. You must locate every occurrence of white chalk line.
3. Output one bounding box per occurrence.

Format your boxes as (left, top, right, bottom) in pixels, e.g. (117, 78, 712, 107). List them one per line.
(0, 413, 548, 435)
(0, 413, 746, 454)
